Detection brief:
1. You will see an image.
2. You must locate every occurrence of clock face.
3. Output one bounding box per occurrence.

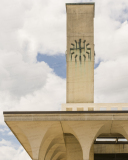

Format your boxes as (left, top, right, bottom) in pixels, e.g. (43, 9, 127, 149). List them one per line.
(70, 39, 91, 63)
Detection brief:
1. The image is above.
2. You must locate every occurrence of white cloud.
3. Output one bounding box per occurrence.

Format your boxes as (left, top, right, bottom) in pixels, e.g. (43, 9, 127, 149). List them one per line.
(0, 50, 52, 97)
(0, 126, 10, 134)
(0, 0, 70, 126)
(8, 132, 13, 136)
(0, 139, 12, 147)
(0, 142, 31, 160)
(95, 0, 128, 63)
(95, 57, 128, 102)
(0, 71, 66, 124)
(0, 129, 4, 133)
(94, 0, 128, 103)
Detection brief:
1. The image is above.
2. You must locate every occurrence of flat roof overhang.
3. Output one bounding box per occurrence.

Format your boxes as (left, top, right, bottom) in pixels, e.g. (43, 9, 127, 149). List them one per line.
(3, 111, 128, 159)
(3, 111, 128, 121)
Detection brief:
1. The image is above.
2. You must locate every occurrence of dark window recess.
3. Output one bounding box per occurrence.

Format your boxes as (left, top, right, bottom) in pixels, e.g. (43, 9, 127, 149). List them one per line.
(94, 154, 128, 160)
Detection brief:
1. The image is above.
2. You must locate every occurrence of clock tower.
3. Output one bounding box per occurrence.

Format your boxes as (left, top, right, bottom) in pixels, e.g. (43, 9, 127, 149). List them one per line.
(66, 3, 95, 103)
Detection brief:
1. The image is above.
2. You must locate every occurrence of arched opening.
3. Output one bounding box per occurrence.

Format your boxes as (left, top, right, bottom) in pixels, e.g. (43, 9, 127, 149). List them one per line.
(88, 121, 128, 160)
(94, 133, 128, 160)
(39, 133, 83, 160)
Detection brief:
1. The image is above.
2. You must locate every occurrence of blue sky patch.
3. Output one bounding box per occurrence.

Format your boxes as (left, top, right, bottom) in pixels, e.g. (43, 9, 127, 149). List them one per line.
(0, 125, 20, 148)
(37, 53, 66, 78)
(94, 60, 101, 69)
(37, 53, 100, 78)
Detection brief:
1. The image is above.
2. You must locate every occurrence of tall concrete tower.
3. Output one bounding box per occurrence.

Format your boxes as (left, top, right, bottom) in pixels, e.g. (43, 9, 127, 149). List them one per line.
(66, 3, 95, 103)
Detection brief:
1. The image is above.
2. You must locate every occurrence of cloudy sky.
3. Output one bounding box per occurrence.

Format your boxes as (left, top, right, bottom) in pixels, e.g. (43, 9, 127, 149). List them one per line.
(0, 0, 128, 159)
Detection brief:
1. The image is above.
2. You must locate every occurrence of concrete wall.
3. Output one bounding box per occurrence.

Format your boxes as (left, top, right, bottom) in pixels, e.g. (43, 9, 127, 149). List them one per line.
(61, 103, 128, 111)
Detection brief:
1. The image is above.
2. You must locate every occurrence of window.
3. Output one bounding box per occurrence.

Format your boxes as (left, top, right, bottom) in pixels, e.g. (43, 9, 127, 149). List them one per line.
(111, 107, 117, 111)
(66, 108, 72, 111)
(122, 107, 128, 110)
(88, 107, 94, 111)
(77, 108, 84, 111)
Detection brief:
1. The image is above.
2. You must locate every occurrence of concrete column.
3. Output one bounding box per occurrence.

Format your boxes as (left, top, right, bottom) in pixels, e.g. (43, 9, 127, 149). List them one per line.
(65, 133, 83, 160)
(89, 144, 94, 160)
(66, 3, 95, 103)
(65, 121, 104, 160)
